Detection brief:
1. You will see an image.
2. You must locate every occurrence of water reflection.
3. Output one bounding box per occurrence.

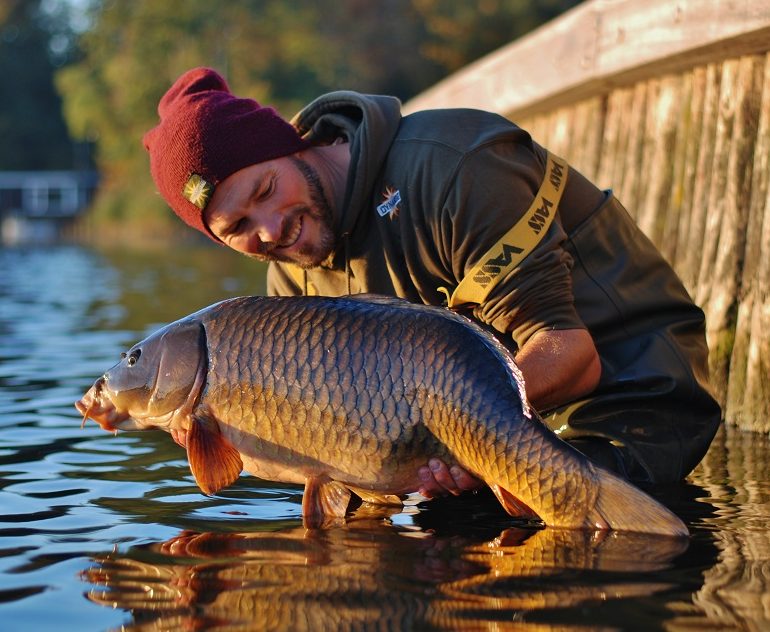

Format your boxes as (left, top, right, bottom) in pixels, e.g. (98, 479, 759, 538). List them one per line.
(682, 427, 770, 630)
(82, 519, 689, 631)
(1, 244, 769, 631)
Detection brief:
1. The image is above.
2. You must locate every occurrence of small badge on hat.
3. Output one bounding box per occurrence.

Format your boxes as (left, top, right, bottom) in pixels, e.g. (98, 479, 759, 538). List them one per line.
(183, 173, 215, 210)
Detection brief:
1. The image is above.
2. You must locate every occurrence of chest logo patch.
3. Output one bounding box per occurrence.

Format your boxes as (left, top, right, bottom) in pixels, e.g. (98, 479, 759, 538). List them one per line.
(377, 186, 402, 219)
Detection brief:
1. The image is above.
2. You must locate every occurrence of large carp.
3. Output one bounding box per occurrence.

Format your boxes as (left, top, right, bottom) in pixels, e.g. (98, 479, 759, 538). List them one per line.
(75, 295, 687, 535)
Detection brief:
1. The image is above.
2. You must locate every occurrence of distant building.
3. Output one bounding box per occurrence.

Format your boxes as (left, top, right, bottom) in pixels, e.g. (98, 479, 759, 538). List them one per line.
(0, 170, 98, 243)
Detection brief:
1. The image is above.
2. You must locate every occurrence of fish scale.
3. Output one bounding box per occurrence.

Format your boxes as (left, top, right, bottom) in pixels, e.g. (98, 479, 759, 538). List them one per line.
(76, 294, 689, 534)
(201, 297, 589, 518)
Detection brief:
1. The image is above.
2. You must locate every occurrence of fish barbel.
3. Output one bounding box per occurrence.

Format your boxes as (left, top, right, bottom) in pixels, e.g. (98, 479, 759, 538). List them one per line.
(75, 295, 687, 535)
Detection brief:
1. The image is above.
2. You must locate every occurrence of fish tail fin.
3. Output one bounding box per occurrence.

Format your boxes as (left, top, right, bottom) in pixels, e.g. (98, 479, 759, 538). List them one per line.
(587, 466, 688, 537)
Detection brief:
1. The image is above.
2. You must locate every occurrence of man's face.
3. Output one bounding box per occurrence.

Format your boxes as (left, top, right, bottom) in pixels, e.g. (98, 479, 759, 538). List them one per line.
(204, 155, 336, 269)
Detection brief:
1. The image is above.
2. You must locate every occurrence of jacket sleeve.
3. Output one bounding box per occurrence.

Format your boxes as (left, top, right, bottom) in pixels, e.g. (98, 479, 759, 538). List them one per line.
(437, 140, 586, 349)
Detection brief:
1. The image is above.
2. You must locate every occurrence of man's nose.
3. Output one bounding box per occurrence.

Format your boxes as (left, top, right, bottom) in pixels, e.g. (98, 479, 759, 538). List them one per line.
(251, 211, 283, 249)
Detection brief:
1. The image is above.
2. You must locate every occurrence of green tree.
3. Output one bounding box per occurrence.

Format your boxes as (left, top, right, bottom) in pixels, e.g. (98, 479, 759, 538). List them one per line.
(413, 0, 579, 73)
(0, 0, 77, 170)
(56, 0, 581, 236)
(56, 0, 342, 233)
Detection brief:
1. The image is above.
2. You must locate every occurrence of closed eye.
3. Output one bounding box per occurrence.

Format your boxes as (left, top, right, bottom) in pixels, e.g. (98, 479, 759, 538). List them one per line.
(223, 217, 247, 238)
(260, 176, 275, 200)
(251, 174, 275, 203)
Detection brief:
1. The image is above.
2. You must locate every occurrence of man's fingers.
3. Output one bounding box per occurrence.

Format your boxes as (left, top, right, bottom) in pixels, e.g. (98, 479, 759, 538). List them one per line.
(418, 465, 438, 498)
(449, 465, 483, 491)
(418, 460, 459, 497)
(418, 458, 484, 498)
(428, 459, 461, 495)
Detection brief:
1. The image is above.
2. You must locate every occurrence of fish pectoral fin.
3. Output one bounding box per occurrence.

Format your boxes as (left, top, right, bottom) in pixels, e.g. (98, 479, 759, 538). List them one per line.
(187, 407, 243, 496)
(489, 484, 542, 521)
(302, 476, 352, 529)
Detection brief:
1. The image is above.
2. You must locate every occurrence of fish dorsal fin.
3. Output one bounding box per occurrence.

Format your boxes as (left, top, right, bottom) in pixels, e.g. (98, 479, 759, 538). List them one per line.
(489, 483, 542, 521)
(302, 475, 352, 528)
(342, 293, 412, 306)
(187, 405, 243, 495)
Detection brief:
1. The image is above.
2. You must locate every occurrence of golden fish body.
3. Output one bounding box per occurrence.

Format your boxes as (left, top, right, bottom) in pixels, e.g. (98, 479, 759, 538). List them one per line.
(76, 295, 687, 535)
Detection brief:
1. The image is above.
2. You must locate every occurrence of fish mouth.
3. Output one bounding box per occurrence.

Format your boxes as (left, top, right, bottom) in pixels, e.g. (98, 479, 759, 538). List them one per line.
(75, 377, 131, 432)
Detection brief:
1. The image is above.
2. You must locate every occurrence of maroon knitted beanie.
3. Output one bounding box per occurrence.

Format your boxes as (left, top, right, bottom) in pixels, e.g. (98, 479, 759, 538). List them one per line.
(143, 67, 309, 238)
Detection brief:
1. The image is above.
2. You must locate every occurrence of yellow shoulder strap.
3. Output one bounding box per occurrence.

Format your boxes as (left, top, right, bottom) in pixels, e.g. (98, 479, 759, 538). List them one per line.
(438, 151, 569, 309)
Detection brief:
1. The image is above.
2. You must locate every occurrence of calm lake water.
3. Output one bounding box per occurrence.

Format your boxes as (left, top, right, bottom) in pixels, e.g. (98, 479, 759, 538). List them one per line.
(1, 243, 769, 631)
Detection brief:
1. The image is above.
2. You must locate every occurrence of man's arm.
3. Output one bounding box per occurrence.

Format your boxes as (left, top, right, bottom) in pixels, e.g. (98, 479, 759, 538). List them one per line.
(513, 327, 601, 411)
(417, 327, 601, 498)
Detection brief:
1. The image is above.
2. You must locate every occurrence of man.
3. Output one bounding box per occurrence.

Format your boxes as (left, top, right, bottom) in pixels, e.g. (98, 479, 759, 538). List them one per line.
(143, 67, 721, 496)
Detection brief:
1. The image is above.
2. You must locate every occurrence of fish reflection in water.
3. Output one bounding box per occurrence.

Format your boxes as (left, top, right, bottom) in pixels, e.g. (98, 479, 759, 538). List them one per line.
(82, 511, 689, 631)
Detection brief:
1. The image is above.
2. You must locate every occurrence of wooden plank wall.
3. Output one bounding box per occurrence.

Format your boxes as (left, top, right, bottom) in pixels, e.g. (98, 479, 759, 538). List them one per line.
(517, 56, 770, 432)
(405, 0, 770, 432)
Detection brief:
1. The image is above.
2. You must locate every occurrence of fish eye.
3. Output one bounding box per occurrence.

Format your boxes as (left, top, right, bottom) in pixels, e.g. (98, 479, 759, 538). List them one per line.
(126, 349, 141, 367)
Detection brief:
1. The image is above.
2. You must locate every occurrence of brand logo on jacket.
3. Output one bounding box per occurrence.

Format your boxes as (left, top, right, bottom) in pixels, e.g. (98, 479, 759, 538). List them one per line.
(377, 186, 401, 219)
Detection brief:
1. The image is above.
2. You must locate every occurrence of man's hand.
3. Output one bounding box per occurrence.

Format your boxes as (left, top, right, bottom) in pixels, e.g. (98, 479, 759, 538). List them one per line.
(417, 459, 483, 498)
(416, 331, 599, 499)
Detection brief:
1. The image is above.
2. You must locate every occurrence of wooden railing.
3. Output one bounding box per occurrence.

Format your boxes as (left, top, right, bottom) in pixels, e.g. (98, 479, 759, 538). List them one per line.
(406, 0, 770, 433)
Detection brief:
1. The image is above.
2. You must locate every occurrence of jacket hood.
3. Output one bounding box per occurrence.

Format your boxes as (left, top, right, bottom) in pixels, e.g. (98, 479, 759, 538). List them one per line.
(292, 91, 402, 241)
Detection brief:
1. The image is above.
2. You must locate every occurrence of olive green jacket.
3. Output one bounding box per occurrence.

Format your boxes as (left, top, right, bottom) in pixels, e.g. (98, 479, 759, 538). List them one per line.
(267, 92, 721, 483)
